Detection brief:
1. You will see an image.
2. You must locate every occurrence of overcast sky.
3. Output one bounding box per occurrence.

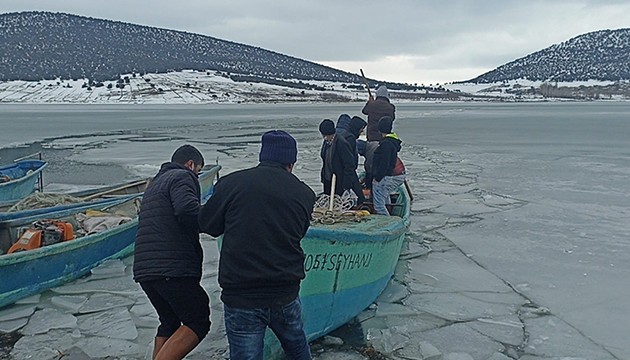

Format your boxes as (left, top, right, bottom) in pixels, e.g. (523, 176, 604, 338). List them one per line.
(1, 1, 629, 84)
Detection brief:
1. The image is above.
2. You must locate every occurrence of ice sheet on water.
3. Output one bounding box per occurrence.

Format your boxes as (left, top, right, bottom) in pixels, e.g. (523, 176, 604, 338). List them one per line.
(78, 293, 135, 314)
(21, 308, 77, 335)
(313, 352, 368, 360)
(443, 353, 475, 360)
(419, 323, 503, 360)
(404, 292, 516, 322)
(51, 295, 88, 313)
(0, 317, 28, 333)
(0, 305, 36, 322)
(129, 297, 159, 328)
(133, 313, 159, 328)
(374, 280, 408, 304)
(374, 302, 418, 318)
(89, 258, 127, 279)
(129, 298, 155, 317)
(11, 330, 76, 360)
(406, 251, 513, 294)
(52, 274, 140, 295)
(78, 308, 138, 340)
(75, 336, 141, 358)
(469, 315, 524, 347)
(524, 315, 617, 359)
(395, 341, 441, 360)
(366, 327, 409, 356)
(14, 293, 40, 304)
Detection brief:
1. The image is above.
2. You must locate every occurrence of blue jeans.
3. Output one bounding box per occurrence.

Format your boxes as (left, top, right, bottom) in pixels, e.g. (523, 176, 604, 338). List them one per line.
(372, 175, 405, 215)
(224, 297, 311, 360)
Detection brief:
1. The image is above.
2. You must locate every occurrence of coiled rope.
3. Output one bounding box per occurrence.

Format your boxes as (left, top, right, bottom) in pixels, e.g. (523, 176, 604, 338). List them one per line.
(311, 192, 370, 224)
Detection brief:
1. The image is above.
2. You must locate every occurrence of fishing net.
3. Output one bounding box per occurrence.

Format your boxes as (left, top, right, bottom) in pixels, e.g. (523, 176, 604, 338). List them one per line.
(7, 193, 83, 212)
(311, 191, 370, 224)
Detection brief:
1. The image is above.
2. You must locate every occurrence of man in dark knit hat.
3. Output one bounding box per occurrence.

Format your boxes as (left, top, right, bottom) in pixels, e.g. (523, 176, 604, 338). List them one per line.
(372, 116, 405, 215)
(198, 130, 316, 360)
(318, 118, 364, 206)
(362, 85, 395, 142)
(362, 85, 395, 193)
(319, 119, 336, 194)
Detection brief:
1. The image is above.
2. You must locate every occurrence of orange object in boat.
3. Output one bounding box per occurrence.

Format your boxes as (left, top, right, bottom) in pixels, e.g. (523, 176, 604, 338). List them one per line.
(7, 220, 74, 254)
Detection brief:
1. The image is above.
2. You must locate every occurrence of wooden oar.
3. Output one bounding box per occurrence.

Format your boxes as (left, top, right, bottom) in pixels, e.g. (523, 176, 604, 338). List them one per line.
(360, 69, 373, 100)
(404, 178, 414, 202)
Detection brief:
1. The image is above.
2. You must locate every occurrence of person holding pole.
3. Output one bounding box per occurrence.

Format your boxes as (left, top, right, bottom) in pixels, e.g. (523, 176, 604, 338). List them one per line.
(360, 70, 396, 195)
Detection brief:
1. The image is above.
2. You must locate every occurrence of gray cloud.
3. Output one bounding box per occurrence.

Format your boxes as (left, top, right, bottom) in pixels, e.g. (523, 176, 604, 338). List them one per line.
(1, 0, 629, 83)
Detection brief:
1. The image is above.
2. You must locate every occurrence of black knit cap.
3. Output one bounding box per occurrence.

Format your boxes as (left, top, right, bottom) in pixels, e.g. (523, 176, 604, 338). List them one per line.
(319, 119, 335, 135)
(378, 116, 393, 134)
(259, 130, 298, 165)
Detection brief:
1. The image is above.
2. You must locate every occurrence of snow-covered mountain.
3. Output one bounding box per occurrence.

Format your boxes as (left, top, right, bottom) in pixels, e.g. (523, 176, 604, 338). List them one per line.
(0, 11, 363, 84)
(464, 28, 630, 83)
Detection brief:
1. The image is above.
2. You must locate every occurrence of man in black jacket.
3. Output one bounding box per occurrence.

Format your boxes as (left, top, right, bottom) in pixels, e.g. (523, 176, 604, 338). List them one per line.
(319, 118, 363, 206)
(362, 86, 396, 191)
(133, 144, 210, 360)
(199, 130, 316, 360)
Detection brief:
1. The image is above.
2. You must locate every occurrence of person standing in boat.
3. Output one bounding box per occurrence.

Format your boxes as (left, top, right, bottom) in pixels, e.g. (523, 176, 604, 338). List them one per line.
(343, 116, 368, 205)
(198, 130, 316, 360)
(362, 85, 395, 193)
(133, 144, 210, 360)
(318, 118, 361, 204)
(372, 117, 405, 215)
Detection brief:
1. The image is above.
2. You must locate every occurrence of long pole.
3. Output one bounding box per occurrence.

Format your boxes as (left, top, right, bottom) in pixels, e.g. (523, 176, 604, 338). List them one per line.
(360, 69, 373, 100)
(329, 174, 336, 211)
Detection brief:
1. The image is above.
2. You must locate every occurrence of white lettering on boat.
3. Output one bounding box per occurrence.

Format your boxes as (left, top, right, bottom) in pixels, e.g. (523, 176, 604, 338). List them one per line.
(304, 252, 373, 272)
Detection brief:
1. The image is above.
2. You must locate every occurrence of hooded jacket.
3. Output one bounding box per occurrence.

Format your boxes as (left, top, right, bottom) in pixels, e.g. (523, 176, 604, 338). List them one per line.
(133, 162, 202, 282)
(321, 134, 365, 203)
(362, 97, 396, 141)
(372, 133, 403, 182)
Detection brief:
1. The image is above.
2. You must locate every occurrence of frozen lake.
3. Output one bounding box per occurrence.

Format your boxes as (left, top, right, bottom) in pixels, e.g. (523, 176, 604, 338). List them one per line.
(1, 102, 629, 359)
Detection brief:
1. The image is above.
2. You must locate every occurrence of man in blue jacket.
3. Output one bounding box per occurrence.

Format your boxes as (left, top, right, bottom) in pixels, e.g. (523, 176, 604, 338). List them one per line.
(199, 130, 316, 360)
(133, 144, 210, 360)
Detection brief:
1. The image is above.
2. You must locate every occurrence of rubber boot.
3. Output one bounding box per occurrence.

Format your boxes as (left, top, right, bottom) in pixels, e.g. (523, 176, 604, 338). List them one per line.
(154, 325, 200, 360)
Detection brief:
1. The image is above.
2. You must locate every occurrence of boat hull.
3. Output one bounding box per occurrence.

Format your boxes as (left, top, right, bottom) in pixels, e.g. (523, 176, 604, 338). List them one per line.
(219, 184, 411, 359)
(0, 220, 137, 309)
(0, 165, 221, 309)
(0, 160, 47, 206)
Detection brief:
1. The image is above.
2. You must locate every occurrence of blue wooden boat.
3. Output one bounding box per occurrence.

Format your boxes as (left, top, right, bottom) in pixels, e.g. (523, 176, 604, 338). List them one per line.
(0, 160, 47, 207)
(299, 185, 410, 342)
(0, 164, 221, 309)
(0, 178, 151, 222)
(215, 184, 411, 359)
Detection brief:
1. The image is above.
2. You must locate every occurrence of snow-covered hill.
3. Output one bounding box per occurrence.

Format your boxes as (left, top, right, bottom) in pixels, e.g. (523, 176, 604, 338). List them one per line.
(0, 70, 351, 104)
(464, 29, 630, 83)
